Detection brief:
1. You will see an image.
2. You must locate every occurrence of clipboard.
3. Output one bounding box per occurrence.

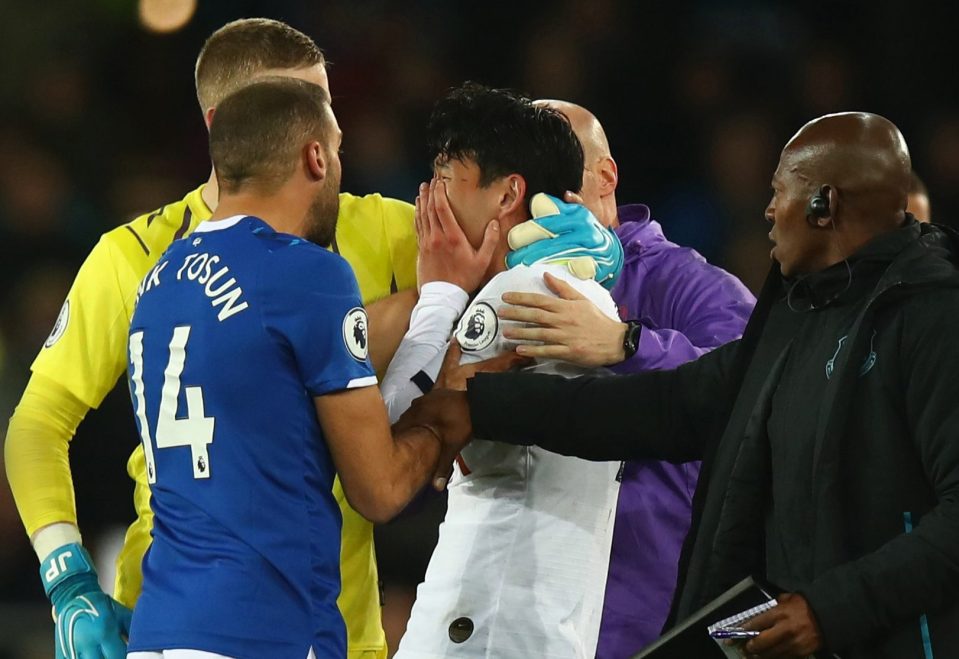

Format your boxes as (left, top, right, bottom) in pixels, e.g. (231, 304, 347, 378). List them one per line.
(631, 576, 777, 658)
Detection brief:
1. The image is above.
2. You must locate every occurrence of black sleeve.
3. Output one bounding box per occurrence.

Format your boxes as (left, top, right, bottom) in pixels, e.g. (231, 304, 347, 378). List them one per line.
(802, 290, 959, 650)
(467, 338, 740, 463)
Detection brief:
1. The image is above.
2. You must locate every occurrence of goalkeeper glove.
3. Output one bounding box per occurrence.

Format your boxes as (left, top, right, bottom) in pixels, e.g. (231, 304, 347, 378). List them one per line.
(40, 543, 133, 659)
(506, 193, 624, 289)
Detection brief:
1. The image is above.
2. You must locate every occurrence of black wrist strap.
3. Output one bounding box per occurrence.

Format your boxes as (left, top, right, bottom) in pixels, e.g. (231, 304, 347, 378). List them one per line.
(622, 320, 642, 360)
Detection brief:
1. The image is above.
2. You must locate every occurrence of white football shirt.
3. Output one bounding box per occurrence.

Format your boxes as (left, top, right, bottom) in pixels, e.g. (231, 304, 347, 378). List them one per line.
(393, 264, 623, 659)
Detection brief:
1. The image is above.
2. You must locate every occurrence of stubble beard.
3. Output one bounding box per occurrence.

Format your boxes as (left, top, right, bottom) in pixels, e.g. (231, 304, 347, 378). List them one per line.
(304, 175, 341, 247)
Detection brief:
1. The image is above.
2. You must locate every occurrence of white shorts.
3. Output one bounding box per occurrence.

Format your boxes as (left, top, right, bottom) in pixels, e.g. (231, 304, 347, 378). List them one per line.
(129, 650, 317, 659)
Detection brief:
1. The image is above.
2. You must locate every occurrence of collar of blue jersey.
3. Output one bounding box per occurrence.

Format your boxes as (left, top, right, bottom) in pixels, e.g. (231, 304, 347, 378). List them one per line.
(194, 215, 248, 233)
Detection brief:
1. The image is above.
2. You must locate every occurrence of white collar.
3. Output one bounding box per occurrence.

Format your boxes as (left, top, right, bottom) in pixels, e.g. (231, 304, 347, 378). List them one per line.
(193, 215, 247, 233)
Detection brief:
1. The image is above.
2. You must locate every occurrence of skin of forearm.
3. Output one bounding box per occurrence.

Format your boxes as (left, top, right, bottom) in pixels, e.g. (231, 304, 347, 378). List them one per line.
(374, 425, 442, 522)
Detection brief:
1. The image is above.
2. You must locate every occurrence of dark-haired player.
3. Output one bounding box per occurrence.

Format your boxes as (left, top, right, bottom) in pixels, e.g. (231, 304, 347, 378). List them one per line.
(384, 83, 624, 659)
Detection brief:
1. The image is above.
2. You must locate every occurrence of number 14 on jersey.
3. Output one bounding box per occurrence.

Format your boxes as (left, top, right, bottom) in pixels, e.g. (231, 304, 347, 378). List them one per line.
(129, 325, 216, 483)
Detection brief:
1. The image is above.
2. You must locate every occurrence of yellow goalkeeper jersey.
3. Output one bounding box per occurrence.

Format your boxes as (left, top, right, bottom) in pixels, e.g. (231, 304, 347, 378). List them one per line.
(27, 185, 416, 658)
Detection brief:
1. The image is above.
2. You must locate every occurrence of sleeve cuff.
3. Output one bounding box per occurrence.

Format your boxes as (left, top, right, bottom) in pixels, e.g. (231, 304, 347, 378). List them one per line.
(467, 373, 534, 446)
(32, 523, 83, 563)
(406, 283, 469, 343)
(412, 282, 469, 320)
(419, 281, 469, 302)
(311, 373, 378, 396)
(799, 579, 863, 652)
(347, 375, 378, 389)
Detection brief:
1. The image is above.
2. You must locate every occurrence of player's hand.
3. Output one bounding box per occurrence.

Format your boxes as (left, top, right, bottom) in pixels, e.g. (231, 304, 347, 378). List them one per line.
(500, 271, 628, 367)
(741, 592, 823, 658)
(41, 543, 133, 659)
(401, 387, 473, 490)
(435, 340, 532, 392)
(430, 342, 529, 487)
(506, 192, 624, 289)
(415, 178, 499, 294)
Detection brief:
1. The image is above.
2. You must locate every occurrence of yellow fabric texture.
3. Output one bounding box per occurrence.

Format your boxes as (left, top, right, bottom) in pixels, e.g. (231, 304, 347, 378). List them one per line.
(6, 186, 415, 658)
(5, 374, 88, 537)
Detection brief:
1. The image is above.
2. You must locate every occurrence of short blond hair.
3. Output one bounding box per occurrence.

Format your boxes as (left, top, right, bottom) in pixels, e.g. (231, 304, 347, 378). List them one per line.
(194, 18, 325, 112)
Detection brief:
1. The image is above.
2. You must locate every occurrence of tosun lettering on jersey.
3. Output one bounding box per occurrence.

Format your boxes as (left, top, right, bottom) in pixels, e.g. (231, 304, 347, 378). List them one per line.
(136, 252, 250, 321)
(136, 261, 169, 308)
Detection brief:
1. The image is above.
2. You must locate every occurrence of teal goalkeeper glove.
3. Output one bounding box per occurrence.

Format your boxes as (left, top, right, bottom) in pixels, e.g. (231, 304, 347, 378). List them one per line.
(506, 193, 624, 289)
(41, 543, 133, 659)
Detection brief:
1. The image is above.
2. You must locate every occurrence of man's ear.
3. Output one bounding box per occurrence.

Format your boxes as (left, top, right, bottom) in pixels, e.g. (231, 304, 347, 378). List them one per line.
(499, 174, 527, 216)
(811, 184, 838, 228)
(304, 141, 327, 181)
(204, 107, 216, 131)
(825, 185, 840, 226)
(596, 156, 618, 197)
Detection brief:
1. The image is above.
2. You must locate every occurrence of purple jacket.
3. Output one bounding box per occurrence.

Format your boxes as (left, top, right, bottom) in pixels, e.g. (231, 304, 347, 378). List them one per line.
(597, 205, 755, 658)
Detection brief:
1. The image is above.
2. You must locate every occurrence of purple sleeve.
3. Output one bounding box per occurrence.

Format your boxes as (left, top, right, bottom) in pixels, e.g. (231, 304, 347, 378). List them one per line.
(610, 258, 755, 374)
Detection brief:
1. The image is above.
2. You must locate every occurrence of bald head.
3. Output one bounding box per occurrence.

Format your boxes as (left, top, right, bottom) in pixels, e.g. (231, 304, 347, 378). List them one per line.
(538, 100, 611, 163)
(767, 112, 914, 277)
(535, 99, 620, 226)
(781, 112, 911, 223)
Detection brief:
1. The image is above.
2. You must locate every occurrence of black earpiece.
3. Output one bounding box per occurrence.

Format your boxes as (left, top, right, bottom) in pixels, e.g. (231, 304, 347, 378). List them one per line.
(806, 185, 831, 226)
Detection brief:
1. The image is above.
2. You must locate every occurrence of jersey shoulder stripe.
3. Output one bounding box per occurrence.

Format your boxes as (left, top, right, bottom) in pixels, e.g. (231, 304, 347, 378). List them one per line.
(104, 185, 211, 275)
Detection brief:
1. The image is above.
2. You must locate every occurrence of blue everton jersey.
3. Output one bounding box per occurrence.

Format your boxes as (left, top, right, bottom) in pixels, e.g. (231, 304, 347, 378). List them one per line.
(126, 215, 376, 659)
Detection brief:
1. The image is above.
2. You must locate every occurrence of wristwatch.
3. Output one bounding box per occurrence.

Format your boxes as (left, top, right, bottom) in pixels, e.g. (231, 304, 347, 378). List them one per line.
(622, 320, 643, 360)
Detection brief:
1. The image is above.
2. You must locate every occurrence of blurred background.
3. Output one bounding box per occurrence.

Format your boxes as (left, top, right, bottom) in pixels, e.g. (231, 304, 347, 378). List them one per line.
(1, 0, 957, 656)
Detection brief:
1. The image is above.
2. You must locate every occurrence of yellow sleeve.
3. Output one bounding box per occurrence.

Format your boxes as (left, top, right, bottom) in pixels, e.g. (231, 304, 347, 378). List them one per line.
(9, 234, 141, 539)
(31, 236, 139, 409)
(379, 197, 418, 292)
(4, 373, 90, 537)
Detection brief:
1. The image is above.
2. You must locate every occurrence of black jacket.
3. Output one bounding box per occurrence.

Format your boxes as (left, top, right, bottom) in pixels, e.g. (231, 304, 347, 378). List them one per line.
(470, 220, 959, 658)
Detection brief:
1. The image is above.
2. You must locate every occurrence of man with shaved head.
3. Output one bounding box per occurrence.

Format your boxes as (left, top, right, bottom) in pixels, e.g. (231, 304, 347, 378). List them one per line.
(404, 112, 959, 658)
(504, 100, 755, 655)
(907, 171, 932, 222)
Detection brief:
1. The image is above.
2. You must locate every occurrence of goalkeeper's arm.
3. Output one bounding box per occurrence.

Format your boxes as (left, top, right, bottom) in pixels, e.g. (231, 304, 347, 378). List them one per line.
(6, 372, 87, 549)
